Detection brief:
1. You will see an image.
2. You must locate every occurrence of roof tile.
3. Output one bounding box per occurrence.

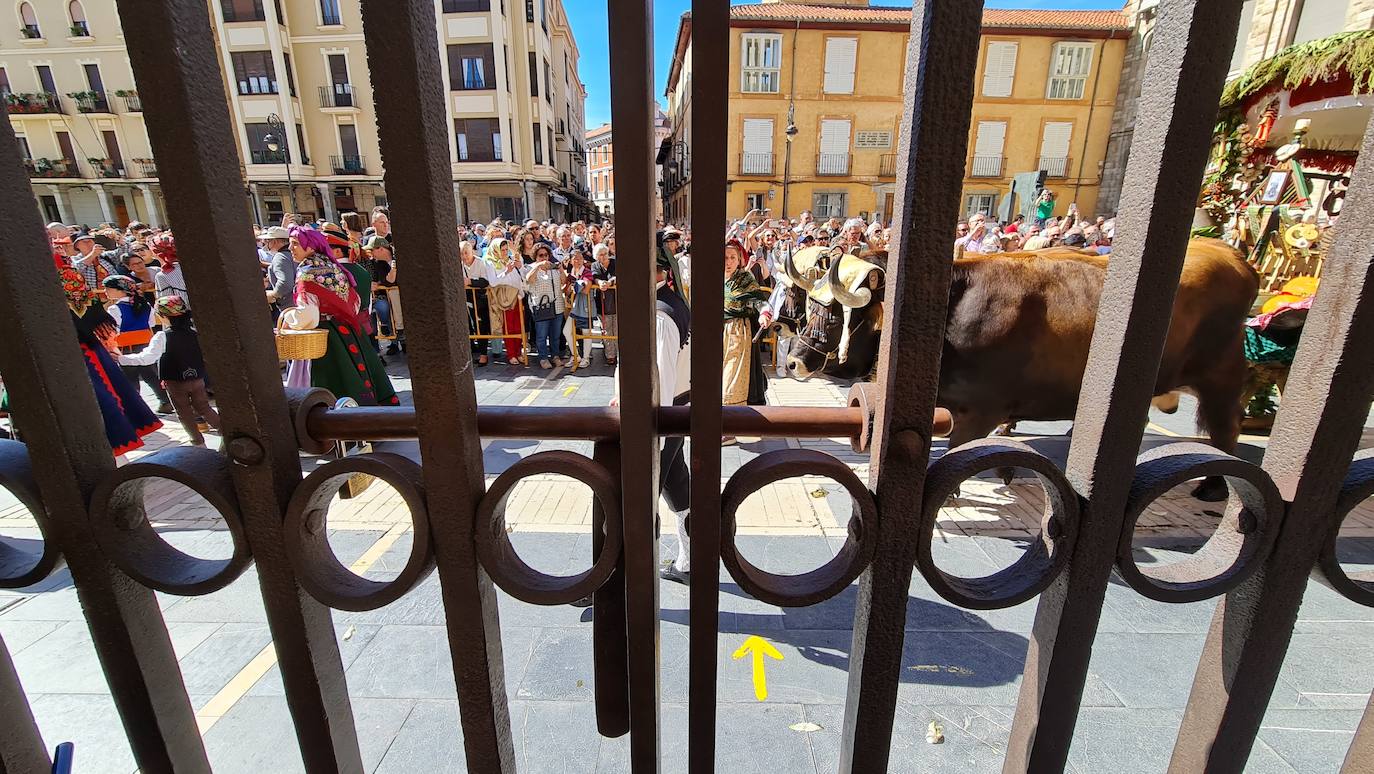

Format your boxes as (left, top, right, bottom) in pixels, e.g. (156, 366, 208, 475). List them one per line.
(728, 3, 1130, 32)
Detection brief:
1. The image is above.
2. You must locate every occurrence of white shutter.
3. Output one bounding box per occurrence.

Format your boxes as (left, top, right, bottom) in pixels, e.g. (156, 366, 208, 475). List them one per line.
(742, 118, 773, 154)
(823, 37, 857, 94)
(973, 121, 1006, 158)
(1039, 122, 1072, 158)
(981, 41, 1017, 98)
(820, 119, 851, 154)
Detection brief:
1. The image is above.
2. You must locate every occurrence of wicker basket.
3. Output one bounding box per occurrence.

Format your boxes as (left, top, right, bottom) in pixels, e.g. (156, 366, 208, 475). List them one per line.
(275, 313, 329, 360)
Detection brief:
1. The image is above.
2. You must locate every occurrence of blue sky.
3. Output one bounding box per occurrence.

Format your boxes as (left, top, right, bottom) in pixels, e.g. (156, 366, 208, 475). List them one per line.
(571, 0, 1127, 128)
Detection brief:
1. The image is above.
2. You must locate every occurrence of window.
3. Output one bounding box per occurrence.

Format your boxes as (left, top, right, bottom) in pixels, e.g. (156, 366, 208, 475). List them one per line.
(1229, 1, 1256, 75)
(818, 119, 851, 175)
(35, 65, 56, 95)
(0, 68, 9, 98)
(491, 197, 524, 220)
(449, 44, 495, 90)
(746, 193, 766, 212)
(15, 135, 30, 160)
(273, 0, 285, 24)
(528, 52, 539, 96)
(232, 51, 278, 95)
(102, 130, 124, 170)
(284, 53, 297, 97)
(455, 118, 502, 162)
(505, 45, 511, 93)
(19, 2, 39, 38)
(971, 120, 1006, 177)
(741, 118, 773, 174)
(965, 193, 997, 218)
(245, 123, 292, 163)
(69, 2, 89, 36)
(296, 123, 309, 163)
(1047, 42, 1093, 100)
(548, 126, 554, 166)
(533, 122, 543, 165)
(337, 124, 360, 170)
(823, 37, 857, 94)
(56, 131, 75, 162)
(540, 0, 546, 32)
(442, 0, 491, 11)
(526, 0, 534, 23)
(812, 192, 847, 219)
(223, 0, 265, 23)
(544, 58, 552, 103)
(741, 33, 782, 93)
(1038, 121, 1073, 177)
(982, 41, 1018, 98)
(319, 0, 341, 26)
(1291, 0, 1349, 46)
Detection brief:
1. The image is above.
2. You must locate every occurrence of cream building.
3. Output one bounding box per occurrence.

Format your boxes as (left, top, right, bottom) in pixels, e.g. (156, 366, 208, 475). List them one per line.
(1, 0, 590, 228)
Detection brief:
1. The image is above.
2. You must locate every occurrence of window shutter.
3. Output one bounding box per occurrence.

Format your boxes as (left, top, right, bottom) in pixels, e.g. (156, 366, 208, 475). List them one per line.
(1039, 122, 1072, 158)
(742, 119, 773, 154)
(973, 121, 1006, 158)
(981, 41, 1017, 98)
(820, 119, 851, 154)
(823, 38, 857, 94)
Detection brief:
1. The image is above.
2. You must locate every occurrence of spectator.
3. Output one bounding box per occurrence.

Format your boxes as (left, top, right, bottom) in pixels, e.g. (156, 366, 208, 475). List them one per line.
(461, 240, 494, 366)
(363, 235, 400, 354)
(524, 243, 566, 369)
(592, 243, 617, 366)
(262, 226, 294, 315)
(565, 246, 595, 369)
(486, 237, 526, 365)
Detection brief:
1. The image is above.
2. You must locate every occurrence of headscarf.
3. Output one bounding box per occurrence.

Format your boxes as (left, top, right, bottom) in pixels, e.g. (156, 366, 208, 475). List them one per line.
(484, 237, 511, 270)
(155, 295, 189, 318)
(655, 229, 687, 301)
(290, 225, 356, 290)
(150, 233, 178, 267)
(102, 274, 151, 317)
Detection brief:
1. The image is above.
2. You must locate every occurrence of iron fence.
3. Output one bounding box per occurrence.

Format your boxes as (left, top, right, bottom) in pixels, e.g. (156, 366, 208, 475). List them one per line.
(970, 154, 1004, 177)
(0, 1, 1369, 773)
(739, 152, 773, 175)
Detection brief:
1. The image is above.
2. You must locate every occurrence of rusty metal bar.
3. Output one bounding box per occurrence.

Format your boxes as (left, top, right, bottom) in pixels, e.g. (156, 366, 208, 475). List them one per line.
(0, 105, 209, 770)
(688, 0, 728, 770)
(1344, 696, 1374, 773)
(303, 404, 951, 443)
(116, 1, 366, 768)
(839, 2, 984, 772)
(607, 0, 661, 768)
(1169, 111, 1374, 773)
(1003, 2, 1247, 771)
(359, 0, 514, 770)
(0, 634, 50, 773)
(591, 441, 630, 737)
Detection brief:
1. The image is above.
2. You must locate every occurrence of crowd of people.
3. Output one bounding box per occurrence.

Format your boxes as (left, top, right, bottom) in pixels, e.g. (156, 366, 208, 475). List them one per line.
(952, 190, 1115, 258)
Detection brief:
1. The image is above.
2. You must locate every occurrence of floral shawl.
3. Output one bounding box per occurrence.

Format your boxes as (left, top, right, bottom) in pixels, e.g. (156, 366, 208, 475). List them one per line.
(295, 254, 366, 329)
(724, 267, 771, 321)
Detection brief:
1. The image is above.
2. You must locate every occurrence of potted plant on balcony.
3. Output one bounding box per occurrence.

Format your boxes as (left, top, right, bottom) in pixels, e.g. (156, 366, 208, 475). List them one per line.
(87, 157, 118, 177)
(113, 89, 136, 98)
(7, 93, 40, 113)
(68, 24, 88, 37)
(18, 27, 39, 40)
(32, 157, 57, 177)
(67, 90, 101, 112)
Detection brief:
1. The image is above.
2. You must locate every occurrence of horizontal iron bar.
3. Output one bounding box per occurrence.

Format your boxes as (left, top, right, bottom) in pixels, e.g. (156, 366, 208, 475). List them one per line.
(305, 405, 953, 443)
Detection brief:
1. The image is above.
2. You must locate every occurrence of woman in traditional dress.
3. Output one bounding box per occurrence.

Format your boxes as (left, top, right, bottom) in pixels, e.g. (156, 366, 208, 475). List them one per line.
(56, 256, 162, 455)
(150, 233, 190, 306)
(281, 226, 399, 406)
(722, 239, 771, 408)
(485, 237, 526, 365)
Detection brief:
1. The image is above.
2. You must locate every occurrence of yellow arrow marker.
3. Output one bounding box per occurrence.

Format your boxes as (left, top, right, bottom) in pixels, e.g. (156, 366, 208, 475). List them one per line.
(733, 635, 784, 700)
(563, 385, 579, 397)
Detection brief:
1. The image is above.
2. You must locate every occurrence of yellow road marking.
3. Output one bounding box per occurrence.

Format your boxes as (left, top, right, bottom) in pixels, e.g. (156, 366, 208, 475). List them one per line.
(194, 521, 410, 734)
(563, 385, 578, 397)
(519, 389, 542, 406)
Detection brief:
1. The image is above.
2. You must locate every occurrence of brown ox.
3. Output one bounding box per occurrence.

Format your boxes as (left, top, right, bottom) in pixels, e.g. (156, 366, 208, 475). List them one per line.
(941, 240, 1258, 498)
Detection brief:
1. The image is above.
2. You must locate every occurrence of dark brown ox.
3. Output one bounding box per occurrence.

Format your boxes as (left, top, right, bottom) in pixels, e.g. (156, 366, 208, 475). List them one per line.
(782, 246, 888, 380)
(940, 240, 1257, 496)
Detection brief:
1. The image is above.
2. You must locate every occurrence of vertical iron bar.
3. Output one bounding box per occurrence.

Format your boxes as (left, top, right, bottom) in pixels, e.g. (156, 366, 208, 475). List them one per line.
(592, 441, 630, 737)
(607, 0, 661, 769)
(0, 634, 51, 773)
(687, 0, 727, 771)
(1169, 113, 1374, 772)
(838, 3, 984, 772)
(358, 1, 515, 770)
(0, 109, 209, 771)
(1002, 2, 1245, 771)
(117, 1, 365, 768)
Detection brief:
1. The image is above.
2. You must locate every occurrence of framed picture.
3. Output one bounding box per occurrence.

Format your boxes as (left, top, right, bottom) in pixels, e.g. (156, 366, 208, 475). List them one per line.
(1259, 170, 1289, 205)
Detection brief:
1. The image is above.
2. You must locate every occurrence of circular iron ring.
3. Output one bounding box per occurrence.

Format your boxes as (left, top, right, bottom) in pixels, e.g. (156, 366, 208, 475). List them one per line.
(89, 446, 252, 595)
(0, 440, 63, 588)
(283, 453, 434, 611)
(475, 450, 623, 605)
(1116, 442, 1282, 603)
(285, 386, 337, 455)
(1318, 451, 1374, 607)
(720, 449, 878, 607)
(919, 438, 1080, 610)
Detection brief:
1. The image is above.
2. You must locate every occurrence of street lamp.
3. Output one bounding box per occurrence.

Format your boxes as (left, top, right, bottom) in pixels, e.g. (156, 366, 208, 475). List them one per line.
(264, 113, 292, 222)
(781, 108, 798, 219)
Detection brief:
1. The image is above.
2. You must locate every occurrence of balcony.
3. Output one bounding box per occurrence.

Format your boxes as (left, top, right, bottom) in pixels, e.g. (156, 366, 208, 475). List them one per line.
(739, 152, 773, 176)
(5, 92, 63, 114)
(969, 155, 1004, 178)
(69, 22, 90, 37)
(319, 84, 356, 109)
(117, 91, 141, 111)
(132, 158, 157, 178)
(250, 149, 288, 165)
(88, 158, 124, 178)
(817, 153, 851, 176)
(23, 158, 76, 178)
(70, 91, 113, 114)
(880, 154, 897, 177)
(331, 154, 366, 175)
(1038, 156, 1070, 178)
(20, 24, 40, 39)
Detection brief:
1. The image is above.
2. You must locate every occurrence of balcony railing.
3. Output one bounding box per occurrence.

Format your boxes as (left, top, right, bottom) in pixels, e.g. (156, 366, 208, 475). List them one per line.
(71, 92, 113, 114)
(69, 22, 90, 37)
(118, 91, 142, 111)
(23, 158, 76, 178)
(89, 159, 124, 178)
(969, 155, 1004, 178)
(319, 84, 355, 109)
(20, 24, 40, 39)
(133, 158, 157, 178)
(250, 149, 288, 165)
(5, 92, 63, 114)
(331, 154, 366, 175)
(817, 153, 851, 176)
(880, 154, 897, 177)
(1038, 156, 1070, 178)
(739, 152, 773, 176)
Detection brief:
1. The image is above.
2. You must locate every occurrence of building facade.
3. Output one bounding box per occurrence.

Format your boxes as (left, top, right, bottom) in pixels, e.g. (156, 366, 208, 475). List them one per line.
(587, 122, 613, 217)
(663, 0, 1129, 224)
(1099, 0, 1374, 215)
(1, 0, 590, 228)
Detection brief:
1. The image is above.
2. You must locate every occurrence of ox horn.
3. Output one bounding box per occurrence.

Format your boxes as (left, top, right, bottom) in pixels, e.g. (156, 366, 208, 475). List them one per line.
(781, 248, 808, 288)
(827, 253, 872, 307)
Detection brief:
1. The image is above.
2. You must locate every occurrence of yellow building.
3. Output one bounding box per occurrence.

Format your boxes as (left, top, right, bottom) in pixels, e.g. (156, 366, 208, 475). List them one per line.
(1, 0, 591, 227)
(663, 0, 1130, 224)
